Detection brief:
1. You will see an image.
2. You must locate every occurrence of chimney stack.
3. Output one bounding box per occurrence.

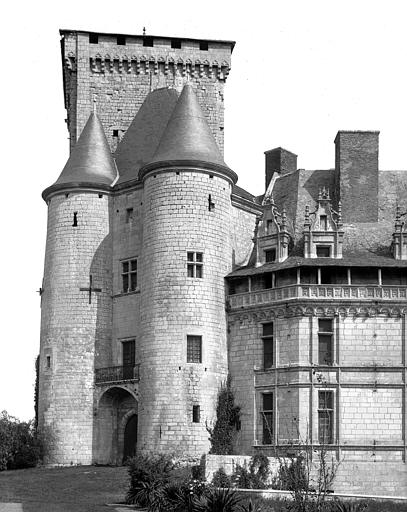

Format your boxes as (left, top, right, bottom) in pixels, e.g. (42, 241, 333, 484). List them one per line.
(265, 147, 297, 190)
(334, 131, 379, 223)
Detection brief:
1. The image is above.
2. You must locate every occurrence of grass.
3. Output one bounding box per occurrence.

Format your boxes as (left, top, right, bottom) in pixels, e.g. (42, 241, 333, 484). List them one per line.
(0, 465, 128, 512)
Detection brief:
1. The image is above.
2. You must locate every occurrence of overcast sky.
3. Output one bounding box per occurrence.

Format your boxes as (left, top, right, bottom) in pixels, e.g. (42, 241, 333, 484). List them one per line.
(1, 0, 407, 420)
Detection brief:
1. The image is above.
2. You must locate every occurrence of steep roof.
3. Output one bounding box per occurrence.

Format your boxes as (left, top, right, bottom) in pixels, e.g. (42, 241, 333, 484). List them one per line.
(115, 88, 179, 184)
(52, 112, 117, 188)
(141, 84, 237, 182)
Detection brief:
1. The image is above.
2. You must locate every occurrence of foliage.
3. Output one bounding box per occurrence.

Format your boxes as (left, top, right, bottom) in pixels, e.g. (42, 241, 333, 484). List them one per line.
(207, 375, 241, 455)
(231, 454, 270, 490)
(333, 501, 368, 512)
(125, 452, 177, 506)
(238, 499, 264, 512)
(212, 467, 232, 488)
(0, 411, 44, 471)
(195, 486, 242, 512)
(165, 479, 207, 512)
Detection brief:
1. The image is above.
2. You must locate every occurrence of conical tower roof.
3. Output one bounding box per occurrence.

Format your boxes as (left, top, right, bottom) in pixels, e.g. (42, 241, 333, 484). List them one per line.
(43, 113, 117, 198)
(140, 84, 237, 183)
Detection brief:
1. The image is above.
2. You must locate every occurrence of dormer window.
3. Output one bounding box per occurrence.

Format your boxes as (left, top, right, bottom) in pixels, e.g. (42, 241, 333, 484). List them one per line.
(265, 249, 276, 263)
(316, 246, 331, 258)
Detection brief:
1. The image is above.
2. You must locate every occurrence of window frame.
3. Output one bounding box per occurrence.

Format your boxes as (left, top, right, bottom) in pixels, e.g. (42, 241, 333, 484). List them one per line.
(316, 245, 331, 258)
(318, 390, 334, 445)
(187, 252, 203, 279)
(262, 322, 274, 370)
(318, 318, 334, 366)
(121, 257, 138, 293)
(187, 335, 202, 363)
(265, 248, 276, 263)
(261, 392, 273, 445)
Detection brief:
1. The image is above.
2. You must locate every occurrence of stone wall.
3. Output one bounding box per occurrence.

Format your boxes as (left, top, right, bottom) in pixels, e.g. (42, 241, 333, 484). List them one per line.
(39, 190, 112, 464)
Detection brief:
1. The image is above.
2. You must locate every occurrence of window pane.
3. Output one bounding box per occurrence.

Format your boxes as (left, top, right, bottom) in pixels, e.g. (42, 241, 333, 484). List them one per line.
(122, 261, 129, 273)
(131, 260, 137, 271)
(196, 265, 203, 278)
(319, 391, 333, 409)
(187, 252, 194, 261)
(262, 322, 273, 337)
(318, 319, 333, 333)
(187, 264, 194, 277)
(263, 393, 273, 410)
(262, 412, 273, 444)
(263, 340, 273, 369)
(196, 253, 203, 262)
(130, 273, 137, 291)
(316, 246, 331, 257)
(122, 340, 136, 366)
(318, 411, 333, 444)
(122, 274, 129, 292)
(318, 335, 332, 365)
(265, 249, 276, 263)
(187, 335, 202, 363)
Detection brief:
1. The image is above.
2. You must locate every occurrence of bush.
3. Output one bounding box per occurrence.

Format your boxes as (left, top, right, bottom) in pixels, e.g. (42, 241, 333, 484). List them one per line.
(230, 454, 270, 490)
(0, 411, 43, 470)
(195, 486, 242, 512)
(212, 467, 232, 487)
(126, 452, 177, 507)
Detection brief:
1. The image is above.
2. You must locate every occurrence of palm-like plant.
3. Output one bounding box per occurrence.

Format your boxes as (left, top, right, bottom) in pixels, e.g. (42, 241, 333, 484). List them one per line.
(194, 487, 242, 512)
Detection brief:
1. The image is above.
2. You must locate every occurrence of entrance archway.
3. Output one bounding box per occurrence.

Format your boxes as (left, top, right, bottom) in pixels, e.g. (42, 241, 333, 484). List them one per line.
(123, 414, 138, 462)
(94, 386, 138, 464)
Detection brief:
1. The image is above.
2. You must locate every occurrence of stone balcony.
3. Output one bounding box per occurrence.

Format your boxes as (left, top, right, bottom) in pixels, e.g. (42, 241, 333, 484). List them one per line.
(95, 364, 140, 385)
(228, 284, 407, 310)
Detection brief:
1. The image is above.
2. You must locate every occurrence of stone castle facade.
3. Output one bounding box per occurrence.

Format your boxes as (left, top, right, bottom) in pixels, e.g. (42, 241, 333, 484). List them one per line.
(38, 29, 407, 495)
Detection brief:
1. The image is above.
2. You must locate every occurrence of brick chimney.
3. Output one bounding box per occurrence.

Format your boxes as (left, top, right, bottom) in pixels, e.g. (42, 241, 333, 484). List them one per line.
(334, 131, 379, 223)
(265, 147, 297, 189)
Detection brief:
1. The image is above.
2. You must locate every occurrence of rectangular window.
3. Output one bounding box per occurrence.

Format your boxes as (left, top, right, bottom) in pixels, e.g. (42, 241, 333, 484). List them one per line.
(261, 393, 273, 444)
(316, 246, 331, 257)
(143, 36, 154, 47)
(265, 249, 276, 263)
(46, 356, 51, 368)
(126, 208, 134, 223)
(262, 322, 274, 369)
(89, 33, 99, 44)
(318, 391, 334, 444)
(187, 335, 202, 363)
(122, 258, 137, 292)
(187, 252, 203, 278)
(318, 319, 333, 365)
(192, 405, 200, 423)
(171, 39, 181, 49)
(122, 339, 136, 380)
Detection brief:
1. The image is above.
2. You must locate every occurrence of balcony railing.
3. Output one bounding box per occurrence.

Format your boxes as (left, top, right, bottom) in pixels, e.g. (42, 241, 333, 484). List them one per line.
(95, 364, 140, 384)
(228, 284, 407, 309)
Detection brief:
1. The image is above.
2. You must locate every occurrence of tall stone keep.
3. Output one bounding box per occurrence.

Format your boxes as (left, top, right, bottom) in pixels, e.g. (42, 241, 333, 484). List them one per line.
(60, 29, 234, 154)
(39, 113, 115, 464)
(138, 85, 238, 454)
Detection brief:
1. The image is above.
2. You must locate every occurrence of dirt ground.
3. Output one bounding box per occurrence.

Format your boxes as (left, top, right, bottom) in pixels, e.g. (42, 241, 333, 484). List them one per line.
(0, 465, 130, 512)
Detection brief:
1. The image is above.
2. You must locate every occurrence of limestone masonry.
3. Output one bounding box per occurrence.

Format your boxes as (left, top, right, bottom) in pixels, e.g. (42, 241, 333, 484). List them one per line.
(38, 29, 407, 495)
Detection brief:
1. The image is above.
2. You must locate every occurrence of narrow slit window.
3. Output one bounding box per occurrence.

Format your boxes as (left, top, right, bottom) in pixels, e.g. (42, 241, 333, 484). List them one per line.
(192, 405, 200, 423)
(208, 194, 215, 211)
(126, 208, 134, 223)
(46, 356, 51, 368)
(72, 212, 78, 227)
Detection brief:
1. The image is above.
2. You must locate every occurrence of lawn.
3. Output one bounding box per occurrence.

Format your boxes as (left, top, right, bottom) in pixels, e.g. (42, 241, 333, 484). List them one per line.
(0, 465, 129, 512)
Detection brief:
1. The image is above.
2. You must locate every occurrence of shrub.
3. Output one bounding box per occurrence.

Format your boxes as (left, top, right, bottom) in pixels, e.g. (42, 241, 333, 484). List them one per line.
(0, 411, 43, 470)
(230, 454, 270, 490)
(125, 452, 177, 507)
(212, 467, 232, 487)
(195, 486, 242, 512)
(207, 375, 240, 455)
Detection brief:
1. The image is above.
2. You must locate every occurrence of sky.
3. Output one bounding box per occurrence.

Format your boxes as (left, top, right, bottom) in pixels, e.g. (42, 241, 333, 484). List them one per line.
(1, 0, 407, 420)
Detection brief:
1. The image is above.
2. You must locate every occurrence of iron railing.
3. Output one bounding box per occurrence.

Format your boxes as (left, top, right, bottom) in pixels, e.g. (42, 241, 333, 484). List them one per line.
(228, 284, 407, 309)
(95, 364, 140, 384)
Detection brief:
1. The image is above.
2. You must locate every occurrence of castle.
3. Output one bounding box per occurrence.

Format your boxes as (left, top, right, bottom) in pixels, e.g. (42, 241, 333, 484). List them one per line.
(38, 29, 407, 495)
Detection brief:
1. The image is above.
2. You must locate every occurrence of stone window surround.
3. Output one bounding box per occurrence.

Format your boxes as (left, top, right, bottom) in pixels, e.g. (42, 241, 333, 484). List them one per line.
(120, 257, 138, 293)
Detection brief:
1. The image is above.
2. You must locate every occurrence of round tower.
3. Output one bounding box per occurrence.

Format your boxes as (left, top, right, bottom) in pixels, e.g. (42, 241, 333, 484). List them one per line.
(138, 85, 238, 455)
(39, 113, 116, 464)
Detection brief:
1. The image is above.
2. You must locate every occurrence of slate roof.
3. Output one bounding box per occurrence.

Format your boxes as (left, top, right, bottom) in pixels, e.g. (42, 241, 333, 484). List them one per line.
(51, 113, 117, 188)
(140, 84, 236, 181)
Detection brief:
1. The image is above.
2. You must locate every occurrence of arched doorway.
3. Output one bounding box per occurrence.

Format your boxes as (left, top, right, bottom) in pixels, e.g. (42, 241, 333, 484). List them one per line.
(94, 386, 138, 465)
(123, 414, 138, 462)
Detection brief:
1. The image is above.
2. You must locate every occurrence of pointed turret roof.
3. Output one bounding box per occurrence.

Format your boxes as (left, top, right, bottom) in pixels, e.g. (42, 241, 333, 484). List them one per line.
(140, 84, 237, 183)
(43, 113, 117, 199)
